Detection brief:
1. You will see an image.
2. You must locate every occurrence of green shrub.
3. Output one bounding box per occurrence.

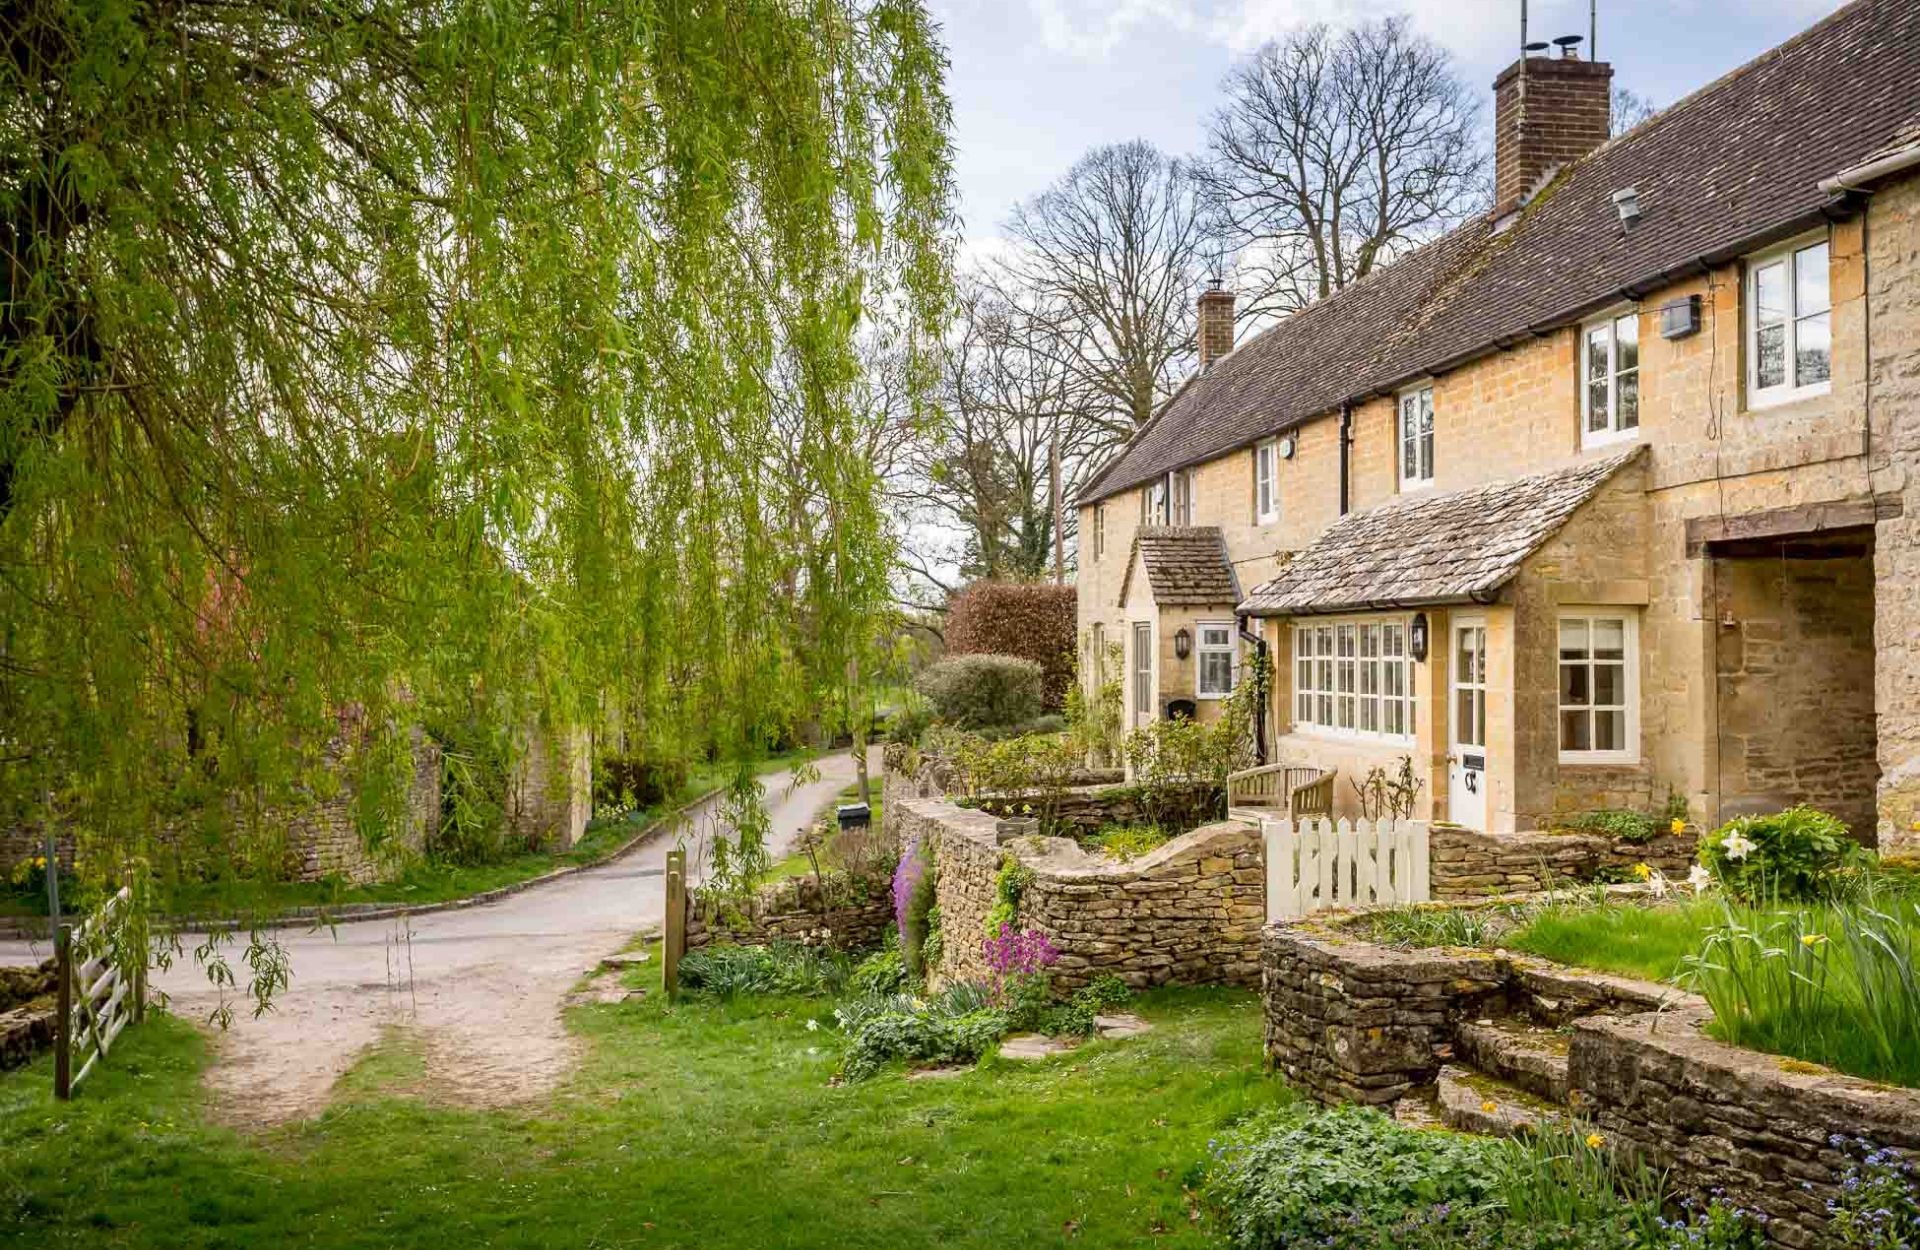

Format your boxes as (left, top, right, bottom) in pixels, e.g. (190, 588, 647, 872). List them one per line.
(848, 944, 906, 996)
(944, 580, 1077, 710)
(595, 751, 690, 814)
(916, 654, 1044, 730)
(884, 697, 934, 745)
(1558, 808, 1659, 844)
(430, 727, 512, 865)
(1699, 806, 1865, 901)
(984, 856, 1034, 938)
(1203, 1103, 1503, 1249)
(677, 943, 851, 999)
(1091, 823, 1171, 862)
(835, 979, 1007, 1079)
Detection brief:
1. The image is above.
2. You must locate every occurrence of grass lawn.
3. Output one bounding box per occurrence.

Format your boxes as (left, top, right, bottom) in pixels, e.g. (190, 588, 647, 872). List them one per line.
(0, 983, 1283, 1248)
(1505, 897, 1724, 983)
(5, 748, 825, 924)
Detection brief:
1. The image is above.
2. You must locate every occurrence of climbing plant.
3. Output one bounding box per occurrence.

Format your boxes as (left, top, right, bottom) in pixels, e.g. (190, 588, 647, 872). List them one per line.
(0, 1, 954, 1005)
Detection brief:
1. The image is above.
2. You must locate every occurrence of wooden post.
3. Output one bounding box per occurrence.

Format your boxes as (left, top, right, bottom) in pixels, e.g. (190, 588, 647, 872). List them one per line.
(53, 923, 72, 1101)
(663, 849, 686, 1001)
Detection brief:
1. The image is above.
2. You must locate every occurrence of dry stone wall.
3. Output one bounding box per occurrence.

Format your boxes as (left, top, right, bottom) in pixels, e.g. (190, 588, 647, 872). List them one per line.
(685, 873, 894, 954)
(884, 769, 1263, 991)
(1430, 826, 1695, 899)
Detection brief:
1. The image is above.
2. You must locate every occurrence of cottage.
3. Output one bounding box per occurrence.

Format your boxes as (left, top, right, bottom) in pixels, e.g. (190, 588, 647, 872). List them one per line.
(1077, 0, 1920, 850)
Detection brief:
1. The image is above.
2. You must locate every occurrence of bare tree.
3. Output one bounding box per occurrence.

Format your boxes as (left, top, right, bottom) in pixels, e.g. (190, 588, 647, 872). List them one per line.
(1611, 87, 1659, 137)
(1003, 141, 1210, 434)
(1195, 17, 1482, 319)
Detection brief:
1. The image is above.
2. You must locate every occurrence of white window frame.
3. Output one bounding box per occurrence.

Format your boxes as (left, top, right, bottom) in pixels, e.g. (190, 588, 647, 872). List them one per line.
(1195, 620, 1237, 699)
(1557, 610, 1640, 765)
(1397, 385, 1435, 491)
(1581, 308, 1641, 448)
(1254, 440, 1279, 525)
(1091, 504, 1105, 560)
(1292, 616, 1415, 743)
(1169, 468, 1194, 526)
(1142, 480, 1165, 526)
(1746, 233, 1832, 410)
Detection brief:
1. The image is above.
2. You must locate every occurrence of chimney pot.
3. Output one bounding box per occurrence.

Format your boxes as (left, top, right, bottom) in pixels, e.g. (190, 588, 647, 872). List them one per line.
(1197, 282, 1236, 369)
(1493, 54, 1613, 216)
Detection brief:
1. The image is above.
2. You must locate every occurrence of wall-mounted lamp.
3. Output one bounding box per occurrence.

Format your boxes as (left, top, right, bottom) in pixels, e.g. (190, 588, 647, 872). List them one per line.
(1173, 628, 1192, 661)
(1410, 613, 1430, 663)
(1278, 435, 1296, 460)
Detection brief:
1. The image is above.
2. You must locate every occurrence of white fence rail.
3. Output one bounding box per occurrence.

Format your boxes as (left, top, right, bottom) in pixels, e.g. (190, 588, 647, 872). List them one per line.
(1263, 817, 1430, 921)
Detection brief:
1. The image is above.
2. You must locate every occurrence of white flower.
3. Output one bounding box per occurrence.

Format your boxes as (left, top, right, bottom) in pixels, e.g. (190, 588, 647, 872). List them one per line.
(1722, 833, 1756, 862)
(1645, 869, 1670, 899)
(806, 1018, 820, 1032)
(1688, 864, 1713, 894)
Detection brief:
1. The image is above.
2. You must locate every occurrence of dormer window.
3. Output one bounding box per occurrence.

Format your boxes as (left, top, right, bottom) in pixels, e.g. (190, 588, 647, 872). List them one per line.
(1398, 386, 1435, 490)
(1582, 310, 1640, 447)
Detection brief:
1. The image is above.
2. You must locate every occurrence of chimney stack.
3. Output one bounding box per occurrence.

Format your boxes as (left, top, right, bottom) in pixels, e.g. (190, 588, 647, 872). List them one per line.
(1197, 279, 1235, 369)
(1494, 49, 1612, 215)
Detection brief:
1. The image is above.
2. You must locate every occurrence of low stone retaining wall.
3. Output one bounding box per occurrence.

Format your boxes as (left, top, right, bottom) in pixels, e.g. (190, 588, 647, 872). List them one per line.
(1260, 914, 1920, 1245)
(886, 771, 1263, 991)
(686, 873, 895, 954)
(1573, 1006, 1920, 1249)
(967, 782, 1222, 839)
(1430, 826, 1696, 899)
(0, 959, 56, 1071)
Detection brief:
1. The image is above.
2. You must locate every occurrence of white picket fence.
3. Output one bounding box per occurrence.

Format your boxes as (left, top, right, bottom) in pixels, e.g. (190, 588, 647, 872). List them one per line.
(1262, 817, 1431, 921)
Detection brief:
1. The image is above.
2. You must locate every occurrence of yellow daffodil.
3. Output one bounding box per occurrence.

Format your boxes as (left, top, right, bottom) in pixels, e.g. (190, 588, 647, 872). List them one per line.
(1585, 1133, 1606, 1150)
(1670, 817, 1687, 836)
(1481, 1100, 1498, 1114)
(1800, 933, 1827, 948)
(1632, 862, 1652, 880)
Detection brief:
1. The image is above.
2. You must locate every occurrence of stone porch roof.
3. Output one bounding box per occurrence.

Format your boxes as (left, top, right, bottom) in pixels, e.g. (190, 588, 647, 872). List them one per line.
(1119, 527, 1242, 607)
(1238, 447, 1643, 617)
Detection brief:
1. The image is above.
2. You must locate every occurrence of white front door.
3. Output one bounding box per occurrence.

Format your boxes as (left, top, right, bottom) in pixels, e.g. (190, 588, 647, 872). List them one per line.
(1131, 622, 1154, 728)
(1449, 620, 1489, 830)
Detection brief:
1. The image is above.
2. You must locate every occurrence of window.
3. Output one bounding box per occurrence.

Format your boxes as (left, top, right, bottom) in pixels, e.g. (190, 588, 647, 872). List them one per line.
(1089, 623, 1107, 683)
(1582, 311, 1641, 445)
(1254, 440, 1279, 524)
(1142, 480, 1165, 525)
(1293, 617, 1413, 740)
(1132, 621, 1153, 724)
(1091, 504, 1105, 559)
(1558, 612, 1638, 762)
(1398, 386, 1434, 489)
(1170, 469, 1194, 526)
(1748, 237, 1831, 405)
(1196, 621, 1236, 698)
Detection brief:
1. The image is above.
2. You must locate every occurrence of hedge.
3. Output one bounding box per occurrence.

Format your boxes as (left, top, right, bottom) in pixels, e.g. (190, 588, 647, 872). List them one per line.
(916, 655, 1044, 730)
(945, 581, 1077, 710)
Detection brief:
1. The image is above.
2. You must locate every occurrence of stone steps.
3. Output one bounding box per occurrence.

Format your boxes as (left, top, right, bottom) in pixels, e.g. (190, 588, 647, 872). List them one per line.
(1454, 1017, 1572, 1104)
(1434, 1064, 1570, 1137)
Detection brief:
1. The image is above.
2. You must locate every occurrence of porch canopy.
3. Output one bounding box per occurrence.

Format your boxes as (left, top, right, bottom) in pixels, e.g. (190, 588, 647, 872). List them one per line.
(1120, 526, 1242, 606)
(1238, 446, 1642, 617)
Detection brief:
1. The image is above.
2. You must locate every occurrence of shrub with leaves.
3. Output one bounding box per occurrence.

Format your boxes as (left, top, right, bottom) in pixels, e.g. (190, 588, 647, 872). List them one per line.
(848, 943, 907, 996)
(594, 752, 690, 816)
(916, 654, 1045, 730)
(1699, 806, 1866, 901)
(835, 979, 1008, 1079)
(1558, 808, 1660, 845)
(677, 943, 852, 999)
(944, 582, 1078, 710)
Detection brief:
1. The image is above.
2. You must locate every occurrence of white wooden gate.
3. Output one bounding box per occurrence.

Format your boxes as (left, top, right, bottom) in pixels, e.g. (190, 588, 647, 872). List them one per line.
(1263, 817, 1430, 921)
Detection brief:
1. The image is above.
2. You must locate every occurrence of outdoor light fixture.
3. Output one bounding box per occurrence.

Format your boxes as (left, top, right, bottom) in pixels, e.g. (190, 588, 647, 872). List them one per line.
(1278, 435, 1297, 460)
(1611, 187, 1642, 229)
(1174, 628, 1192, 660)
(1410, 613, 1430, 663)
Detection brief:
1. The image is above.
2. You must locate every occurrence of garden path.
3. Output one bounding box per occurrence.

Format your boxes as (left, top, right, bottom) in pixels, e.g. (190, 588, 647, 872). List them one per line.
(0, 749, 873, 1126)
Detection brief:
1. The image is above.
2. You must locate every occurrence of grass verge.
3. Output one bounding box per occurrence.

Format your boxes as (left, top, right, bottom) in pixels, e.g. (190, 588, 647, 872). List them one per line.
(0, 984, 1282, 1247)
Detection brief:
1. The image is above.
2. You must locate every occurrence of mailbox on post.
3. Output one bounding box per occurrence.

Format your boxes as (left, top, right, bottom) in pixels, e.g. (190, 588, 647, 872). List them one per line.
(836, 802, 871, 833)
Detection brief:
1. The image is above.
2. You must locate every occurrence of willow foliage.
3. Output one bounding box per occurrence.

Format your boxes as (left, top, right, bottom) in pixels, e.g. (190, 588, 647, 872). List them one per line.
(0, 2, 953, 887)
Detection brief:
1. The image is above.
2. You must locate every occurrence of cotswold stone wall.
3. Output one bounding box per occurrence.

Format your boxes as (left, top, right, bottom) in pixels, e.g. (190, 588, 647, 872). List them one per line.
(968, 783, 1221, 838)
(685, 873, 894, 954)
(1261, 914, 1920, 1247)
(284, 728, 441, 884)
(508, 725, 593, 853)
(884, 770, 1264, 992)
(1429, 826, 1695, 899)
(1574, 1005, 1920, 1249)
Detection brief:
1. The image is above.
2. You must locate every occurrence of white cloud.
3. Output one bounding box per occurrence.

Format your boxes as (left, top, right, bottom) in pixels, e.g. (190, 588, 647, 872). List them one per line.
(1023, 0, 1205, 60)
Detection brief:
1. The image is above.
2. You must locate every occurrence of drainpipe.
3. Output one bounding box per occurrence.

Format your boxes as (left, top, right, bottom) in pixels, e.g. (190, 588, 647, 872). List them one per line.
(1338, 404, 1354, 516)
(1236, 615, 1269, 765)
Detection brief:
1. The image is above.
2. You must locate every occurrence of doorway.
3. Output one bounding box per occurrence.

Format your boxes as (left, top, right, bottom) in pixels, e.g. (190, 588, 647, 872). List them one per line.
(1450, 619, 1488, 830)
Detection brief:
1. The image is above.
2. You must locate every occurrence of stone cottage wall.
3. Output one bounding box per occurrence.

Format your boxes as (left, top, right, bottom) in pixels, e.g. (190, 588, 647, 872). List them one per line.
(885, 770, 1264, 991)
(1429, 826, 1696, 898)
(508, 724, 593, 853)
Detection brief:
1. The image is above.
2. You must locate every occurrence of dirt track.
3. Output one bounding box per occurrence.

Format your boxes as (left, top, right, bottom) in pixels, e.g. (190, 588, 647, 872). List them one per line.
(0, 752, 869, 1125)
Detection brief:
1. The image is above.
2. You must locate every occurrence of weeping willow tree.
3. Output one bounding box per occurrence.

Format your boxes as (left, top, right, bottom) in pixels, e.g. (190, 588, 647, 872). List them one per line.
(0, 2, 952, 920)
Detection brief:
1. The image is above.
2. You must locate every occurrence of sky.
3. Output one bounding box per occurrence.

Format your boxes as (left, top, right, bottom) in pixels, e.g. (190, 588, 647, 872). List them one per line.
(927, 0, 1850, 260)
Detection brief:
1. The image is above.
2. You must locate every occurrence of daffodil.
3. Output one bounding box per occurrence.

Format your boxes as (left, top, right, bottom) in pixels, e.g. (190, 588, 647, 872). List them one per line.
(1632, 862, 1652, 880)
(1670, 817, 1687, 836)
(1687, 864, 1713, 894)
(806, 1018, 820, 1032)
(1800, 933, 1827, 948)
(1481, 1100, 1498, 1114)
(1722, 833, 1756, 862)
(1585, 1132, 1606, 1150)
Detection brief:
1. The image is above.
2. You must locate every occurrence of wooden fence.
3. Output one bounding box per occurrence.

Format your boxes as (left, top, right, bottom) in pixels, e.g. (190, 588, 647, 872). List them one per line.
(1262, 817, 1430, 921)
(55, 885, 145, 1099)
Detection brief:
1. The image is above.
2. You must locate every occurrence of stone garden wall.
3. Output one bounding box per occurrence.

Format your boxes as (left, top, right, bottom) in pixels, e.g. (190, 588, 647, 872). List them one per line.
(1430, 826, 1696, 899)
(1260, 914, 1920, 1246)
(885, 770, 1264, 992)
(684, 873, 894, 954)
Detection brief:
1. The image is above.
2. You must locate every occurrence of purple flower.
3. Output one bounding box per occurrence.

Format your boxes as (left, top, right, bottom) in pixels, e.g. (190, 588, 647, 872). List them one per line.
(892, 836, 925, 946)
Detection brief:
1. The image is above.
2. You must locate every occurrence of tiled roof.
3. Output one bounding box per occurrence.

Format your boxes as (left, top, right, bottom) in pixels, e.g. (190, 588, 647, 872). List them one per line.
(1119, 527, 1242, 606)
(1083, 0, 1920, 505)
(1237, 447, 1643, 617)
